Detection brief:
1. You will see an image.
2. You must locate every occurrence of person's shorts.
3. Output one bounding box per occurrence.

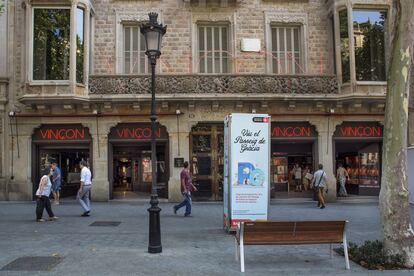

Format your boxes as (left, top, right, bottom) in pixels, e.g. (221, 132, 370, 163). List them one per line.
(52, 182, 61, 192)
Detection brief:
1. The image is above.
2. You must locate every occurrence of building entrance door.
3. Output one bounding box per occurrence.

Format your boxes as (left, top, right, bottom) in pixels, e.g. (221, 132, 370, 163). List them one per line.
(190, 124, 224, 201)
(110, 145, 168, 199)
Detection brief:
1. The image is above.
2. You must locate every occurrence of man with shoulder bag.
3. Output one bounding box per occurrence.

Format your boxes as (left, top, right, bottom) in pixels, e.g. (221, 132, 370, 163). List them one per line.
(311, 164, 328, 209)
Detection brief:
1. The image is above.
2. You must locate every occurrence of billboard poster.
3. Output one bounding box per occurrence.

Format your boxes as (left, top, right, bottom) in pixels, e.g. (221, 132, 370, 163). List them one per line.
(224, 113, 270, 230)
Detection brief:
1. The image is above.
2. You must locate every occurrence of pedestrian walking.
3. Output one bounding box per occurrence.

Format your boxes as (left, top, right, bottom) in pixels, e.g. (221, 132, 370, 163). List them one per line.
(126, 164, 132, 190)
(293, 163, 302, 192)
(51, 162, 62, 205)
(78, 161, 92, 217)
(173, 161, 197, 217)
(336, 163, 349, 197)
(35, 166, 59, 222)
(311, 164, 328, 209)
(302, 165, 312, 191)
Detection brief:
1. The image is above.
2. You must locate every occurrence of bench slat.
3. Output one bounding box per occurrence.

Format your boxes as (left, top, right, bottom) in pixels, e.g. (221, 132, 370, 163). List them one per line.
(244, 233, 343, 244)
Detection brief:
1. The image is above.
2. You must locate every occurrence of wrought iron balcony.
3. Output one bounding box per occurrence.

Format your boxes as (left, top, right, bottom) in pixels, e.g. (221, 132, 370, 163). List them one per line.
(88, 74, 338, 96)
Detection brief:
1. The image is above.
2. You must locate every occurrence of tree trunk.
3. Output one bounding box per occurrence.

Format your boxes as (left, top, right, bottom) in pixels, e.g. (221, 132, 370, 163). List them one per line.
(379, 0, 414, 268)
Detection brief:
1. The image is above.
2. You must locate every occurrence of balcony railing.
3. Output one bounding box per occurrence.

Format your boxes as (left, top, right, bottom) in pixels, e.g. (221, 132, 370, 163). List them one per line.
(89, 75, 338, 95)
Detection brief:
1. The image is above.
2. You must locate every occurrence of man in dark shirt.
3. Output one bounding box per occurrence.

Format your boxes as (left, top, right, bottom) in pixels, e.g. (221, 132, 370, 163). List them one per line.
(173, 161, 197, 217)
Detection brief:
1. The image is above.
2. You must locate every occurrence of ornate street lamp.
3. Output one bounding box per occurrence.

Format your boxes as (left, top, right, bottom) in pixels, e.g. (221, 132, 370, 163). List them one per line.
(141, 12, 167, 254)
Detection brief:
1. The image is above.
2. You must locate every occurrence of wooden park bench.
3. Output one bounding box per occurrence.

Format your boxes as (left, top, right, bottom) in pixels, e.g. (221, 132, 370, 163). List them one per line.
(235, 220, 350, 272)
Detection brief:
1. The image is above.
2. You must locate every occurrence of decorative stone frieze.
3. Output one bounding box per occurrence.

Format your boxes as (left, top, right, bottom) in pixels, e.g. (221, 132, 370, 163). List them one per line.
(89, 75, 338, 95)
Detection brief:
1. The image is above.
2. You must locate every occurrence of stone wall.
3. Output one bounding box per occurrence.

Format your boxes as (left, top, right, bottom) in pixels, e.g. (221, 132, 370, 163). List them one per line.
(93, 0, 334, 75)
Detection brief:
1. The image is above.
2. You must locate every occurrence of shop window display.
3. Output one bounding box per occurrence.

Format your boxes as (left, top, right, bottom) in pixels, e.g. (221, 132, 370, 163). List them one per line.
(270, 152, 313, 195)
(336, 143, 381, 195)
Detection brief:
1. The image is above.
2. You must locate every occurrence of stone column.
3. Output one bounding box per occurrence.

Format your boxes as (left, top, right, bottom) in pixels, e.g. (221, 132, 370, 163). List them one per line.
(159, 116, 191, 202)
(8, 123, 33, 201)
(85, 121, 114, 202)
(310, 117, 341, 202)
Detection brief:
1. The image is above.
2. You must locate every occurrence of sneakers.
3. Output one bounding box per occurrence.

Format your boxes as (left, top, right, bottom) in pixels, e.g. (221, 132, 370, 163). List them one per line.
(48, 216, 59, 221)
(184, 213, 191, 217)
(81, 211, 90, 217)
(36, 218, 45, 222)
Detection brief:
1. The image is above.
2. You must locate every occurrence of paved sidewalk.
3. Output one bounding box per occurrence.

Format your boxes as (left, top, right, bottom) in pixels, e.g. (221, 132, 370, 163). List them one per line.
(0, 201, 413, 275)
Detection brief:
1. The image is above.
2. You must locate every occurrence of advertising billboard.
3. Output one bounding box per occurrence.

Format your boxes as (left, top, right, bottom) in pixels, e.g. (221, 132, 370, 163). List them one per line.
(223, 113, 271, 231)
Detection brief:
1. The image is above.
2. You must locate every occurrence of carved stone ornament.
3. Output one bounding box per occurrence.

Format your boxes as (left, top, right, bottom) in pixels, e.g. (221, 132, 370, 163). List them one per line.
(264, 11, 308, 25)
(89, 75, 339, 95)
(115, 9, 161, 24)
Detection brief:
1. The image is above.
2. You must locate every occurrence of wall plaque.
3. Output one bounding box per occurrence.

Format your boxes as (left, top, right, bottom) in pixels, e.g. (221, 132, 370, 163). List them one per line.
(174, 158, 184, 168)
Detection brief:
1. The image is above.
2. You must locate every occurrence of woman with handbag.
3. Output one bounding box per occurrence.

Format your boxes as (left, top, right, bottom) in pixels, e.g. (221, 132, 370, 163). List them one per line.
(35, 166, 59, 222)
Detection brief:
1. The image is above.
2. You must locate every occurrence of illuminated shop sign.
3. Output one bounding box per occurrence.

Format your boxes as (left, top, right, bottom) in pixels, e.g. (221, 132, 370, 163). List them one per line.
(334, 122, 383, 138)
(271, 122, 317, 138)
(33, 125, 90, 141)
(109, 123, 168, 140)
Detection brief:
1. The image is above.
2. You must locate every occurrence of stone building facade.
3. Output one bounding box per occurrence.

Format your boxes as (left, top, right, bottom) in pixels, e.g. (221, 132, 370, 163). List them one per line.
(0, 0, 403, 202)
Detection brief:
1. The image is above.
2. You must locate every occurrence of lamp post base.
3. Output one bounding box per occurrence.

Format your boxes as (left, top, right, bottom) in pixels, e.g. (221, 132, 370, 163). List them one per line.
(148, 195, 162, 254)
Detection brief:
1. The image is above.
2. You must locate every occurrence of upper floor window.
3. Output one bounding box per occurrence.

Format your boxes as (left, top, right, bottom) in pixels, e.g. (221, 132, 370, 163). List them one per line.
(338, 9, 387, 83)
(76, 8, 85, 83)
(353, 10, 386, 82)
(198, 25, 229, 73)
(123, 25, 149, 74)
(33, 8, 70, 80)
(339, 10, 350, 83)
(32, 6, 88, 84)
(271, 25, 303, 74)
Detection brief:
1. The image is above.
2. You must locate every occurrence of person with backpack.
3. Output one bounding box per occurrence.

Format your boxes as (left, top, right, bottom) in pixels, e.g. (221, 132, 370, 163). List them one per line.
(311, 164, 328, 209)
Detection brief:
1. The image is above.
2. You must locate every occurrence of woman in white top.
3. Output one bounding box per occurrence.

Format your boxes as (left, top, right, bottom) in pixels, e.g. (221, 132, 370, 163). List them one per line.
(35, 166, 59, 222)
